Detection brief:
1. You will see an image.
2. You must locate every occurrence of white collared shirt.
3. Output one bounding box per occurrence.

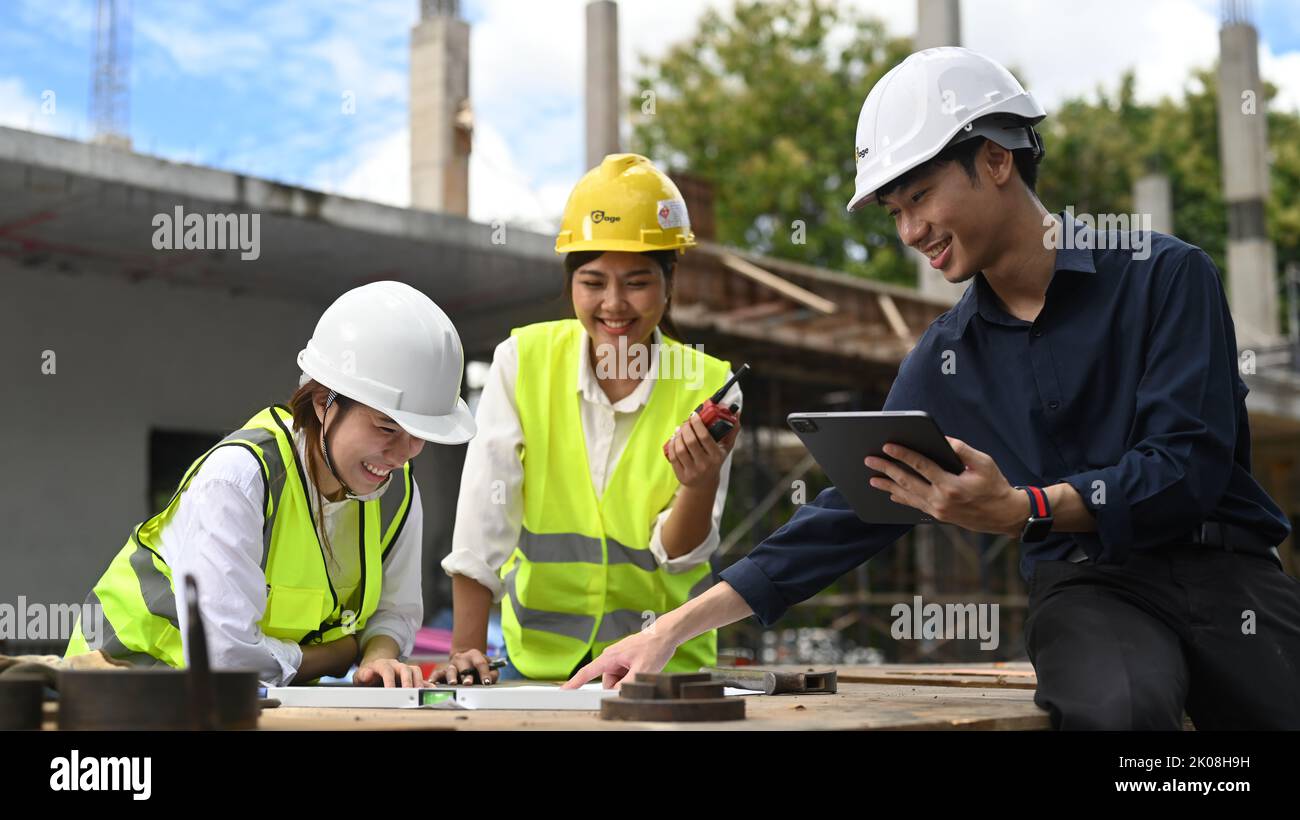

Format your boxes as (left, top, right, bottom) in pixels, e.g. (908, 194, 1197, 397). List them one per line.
(163, 428, 423, 686)
(442, 326, 740, 601)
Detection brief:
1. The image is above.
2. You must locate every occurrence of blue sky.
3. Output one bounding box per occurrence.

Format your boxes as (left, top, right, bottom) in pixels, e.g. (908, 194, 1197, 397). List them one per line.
(1256, 0, 1300, 51)
(2, 1, 414, 181)
(3, 0, 1298, 231)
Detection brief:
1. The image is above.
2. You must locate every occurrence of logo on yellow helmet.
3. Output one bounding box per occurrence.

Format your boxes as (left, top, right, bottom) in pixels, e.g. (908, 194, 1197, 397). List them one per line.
(590, 210, 621, 224)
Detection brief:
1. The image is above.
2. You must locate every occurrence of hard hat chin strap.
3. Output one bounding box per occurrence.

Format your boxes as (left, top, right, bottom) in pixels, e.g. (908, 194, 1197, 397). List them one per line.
(319, 389, 359, 500)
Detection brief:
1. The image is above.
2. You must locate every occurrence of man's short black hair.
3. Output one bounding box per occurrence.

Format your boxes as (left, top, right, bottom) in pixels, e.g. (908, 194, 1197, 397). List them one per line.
(875, 130, 1043, 203)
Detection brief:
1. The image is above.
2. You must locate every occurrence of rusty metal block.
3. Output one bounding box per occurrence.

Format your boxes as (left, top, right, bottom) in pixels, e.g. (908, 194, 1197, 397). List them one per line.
(601, 672, 745, 722)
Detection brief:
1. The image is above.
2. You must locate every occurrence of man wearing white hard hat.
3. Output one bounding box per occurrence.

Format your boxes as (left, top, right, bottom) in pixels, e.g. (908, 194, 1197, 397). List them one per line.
(66, 282, 476, 688)
(568, 47, 1299, 730)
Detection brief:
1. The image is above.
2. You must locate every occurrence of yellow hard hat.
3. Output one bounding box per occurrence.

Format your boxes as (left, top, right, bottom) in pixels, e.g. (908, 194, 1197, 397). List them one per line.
(555, 153, 696, 255)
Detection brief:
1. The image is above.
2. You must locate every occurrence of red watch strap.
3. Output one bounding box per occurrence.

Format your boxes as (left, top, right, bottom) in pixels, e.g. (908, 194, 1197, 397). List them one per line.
(1026, 486, 1049, 518)
(1016, 485, 1051, 518)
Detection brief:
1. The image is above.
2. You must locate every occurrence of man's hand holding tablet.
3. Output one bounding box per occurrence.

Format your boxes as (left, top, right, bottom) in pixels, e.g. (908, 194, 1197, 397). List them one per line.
(866, 436, 1025, 537)
(787, 411, 1044, 535)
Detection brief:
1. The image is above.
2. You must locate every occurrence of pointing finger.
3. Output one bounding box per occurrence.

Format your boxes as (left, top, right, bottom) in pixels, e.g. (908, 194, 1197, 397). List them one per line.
(563, 656, 604, 689)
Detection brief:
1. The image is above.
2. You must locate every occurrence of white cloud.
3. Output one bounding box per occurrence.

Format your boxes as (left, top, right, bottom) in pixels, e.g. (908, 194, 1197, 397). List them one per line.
(935, 1, 1208, 107)
(328, 126, 409, 207)
(316, 116, 567, 234)
(1261, 48, 1300, 113)
(0, 77, 44, 130)
(0, 76, 86, 136)
(461, 0, 738, 223)
(305, 33, 407, 105)
(469, 121, 573, 231)
(920, 0, 1300, 115)
(14, 0, 92, 46)
(10, 0, 1298, 234)
(131, 1, 413, 117)
(134, 16, 271, 77)
(308, 0, 1300, 230)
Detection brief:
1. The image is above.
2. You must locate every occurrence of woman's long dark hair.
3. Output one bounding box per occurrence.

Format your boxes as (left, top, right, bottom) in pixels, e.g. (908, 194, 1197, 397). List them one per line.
(287, 379, 352, 560)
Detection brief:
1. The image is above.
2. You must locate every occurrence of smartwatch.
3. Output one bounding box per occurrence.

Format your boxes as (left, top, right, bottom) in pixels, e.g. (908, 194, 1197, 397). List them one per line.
(1014, 485, 1054, 542)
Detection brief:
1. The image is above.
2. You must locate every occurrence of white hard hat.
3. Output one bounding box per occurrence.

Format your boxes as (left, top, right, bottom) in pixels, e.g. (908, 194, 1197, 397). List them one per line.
(847, 47, 1046, 211)
(297, 281, 477, 445)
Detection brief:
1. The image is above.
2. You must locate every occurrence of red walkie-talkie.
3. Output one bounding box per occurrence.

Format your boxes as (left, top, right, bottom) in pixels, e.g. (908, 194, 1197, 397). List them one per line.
(663, 363, 750, 458)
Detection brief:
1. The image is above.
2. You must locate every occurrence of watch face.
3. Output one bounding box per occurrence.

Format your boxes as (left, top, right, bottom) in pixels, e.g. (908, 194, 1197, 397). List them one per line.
(1022, 517, 1053, 543)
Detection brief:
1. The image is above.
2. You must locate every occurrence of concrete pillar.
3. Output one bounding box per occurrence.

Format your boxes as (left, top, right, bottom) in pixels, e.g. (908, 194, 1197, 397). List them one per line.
(1134, 173, 1173, 235)
(915, 0, 961, 51)
(913, 527, 938, 657)
(410, 0, 471, 215)
(913, 0, 967, 302)
(1217, 5, 1279, 346)
(585, 0, 620, 170)
(1286, 262, 1300, 346)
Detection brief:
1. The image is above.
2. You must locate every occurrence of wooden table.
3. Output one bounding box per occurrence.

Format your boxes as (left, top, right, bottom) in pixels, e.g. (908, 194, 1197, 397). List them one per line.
(255, 663, 1050, 731)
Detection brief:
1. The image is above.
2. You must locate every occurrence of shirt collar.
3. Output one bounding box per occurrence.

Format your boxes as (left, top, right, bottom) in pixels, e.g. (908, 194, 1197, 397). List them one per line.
(953, 210, 1097, 334)
(577, 325, 662, 411)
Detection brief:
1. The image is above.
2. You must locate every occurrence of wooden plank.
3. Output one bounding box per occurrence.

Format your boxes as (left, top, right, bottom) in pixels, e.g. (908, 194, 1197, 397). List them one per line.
(712, 300, 790, 323)
(893, 667, 1036, 678)
(251, 682, 1050, 731)
(837, 662, 1036, 673)
(757, 307, 817, 327)
(833, 662, 1038, 690)
(810, 321, 891, 341)
(839, 672, 1037, 690)
(876, 293, 913, 342)
(796, 312, 877, 345)
(719, 253, 837, 315)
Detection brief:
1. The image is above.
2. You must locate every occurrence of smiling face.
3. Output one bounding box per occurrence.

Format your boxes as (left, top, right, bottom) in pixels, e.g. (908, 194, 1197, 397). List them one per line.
(313, 395, 425, 495)
(877, 140, 1018, 285)
(570, 251, 668, 351)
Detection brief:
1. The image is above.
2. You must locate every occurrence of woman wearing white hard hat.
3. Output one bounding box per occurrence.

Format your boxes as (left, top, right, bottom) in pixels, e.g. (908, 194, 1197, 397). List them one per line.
(65, 282, 475, 688)
(437, 154, 743, 684)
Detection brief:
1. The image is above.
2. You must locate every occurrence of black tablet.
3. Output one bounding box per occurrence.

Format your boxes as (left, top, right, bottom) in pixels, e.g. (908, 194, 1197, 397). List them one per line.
(787, 411, 964, 524)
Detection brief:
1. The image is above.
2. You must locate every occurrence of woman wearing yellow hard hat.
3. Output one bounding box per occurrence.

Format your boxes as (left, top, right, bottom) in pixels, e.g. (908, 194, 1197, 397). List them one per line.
(65, 282, 477, 688)
(438, 154, 743, 684)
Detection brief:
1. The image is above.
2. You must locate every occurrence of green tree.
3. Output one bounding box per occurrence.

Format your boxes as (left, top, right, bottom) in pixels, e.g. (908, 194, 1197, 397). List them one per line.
(630, 0, 916, 285)
(1039, 66, 1300, 321)
(633, 0, 1300, 311)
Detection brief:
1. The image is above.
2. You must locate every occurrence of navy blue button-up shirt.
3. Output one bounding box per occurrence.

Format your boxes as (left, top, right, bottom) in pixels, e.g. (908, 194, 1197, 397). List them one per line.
(719, 215, 1291, 626)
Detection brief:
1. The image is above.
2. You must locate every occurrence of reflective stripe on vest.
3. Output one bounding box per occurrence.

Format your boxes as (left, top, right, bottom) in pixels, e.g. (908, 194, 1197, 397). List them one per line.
(517, 530, 660, 572)
(502, 565, 713, 645)
(501, 319, 728, 679)
(65, 406, 413, 668)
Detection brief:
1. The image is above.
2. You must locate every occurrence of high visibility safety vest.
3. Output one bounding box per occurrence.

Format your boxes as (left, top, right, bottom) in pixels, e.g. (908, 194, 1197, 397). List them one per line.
(502, 319, 730, 680)
(64, 406, 413, 669)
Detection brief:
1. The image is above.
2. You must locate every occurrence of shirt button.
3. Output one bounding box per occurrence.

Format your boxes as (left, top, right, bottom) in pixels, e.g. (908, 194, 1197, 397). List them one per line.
(1048, 400, 1060, 410)
(1032, 329, 1043, 338)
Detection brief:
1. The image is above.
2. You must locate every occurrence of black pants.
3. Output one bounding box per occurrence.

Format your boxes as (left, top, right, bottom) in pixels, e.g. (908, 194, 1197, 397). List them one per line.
(1025, 544, 1300, 730)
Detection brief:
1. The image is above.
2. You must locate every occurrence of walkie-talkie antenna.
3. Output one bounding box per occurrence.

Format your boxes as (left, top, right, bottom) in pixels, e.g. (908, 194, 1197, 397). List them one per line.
(711, 363, 750, 404)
